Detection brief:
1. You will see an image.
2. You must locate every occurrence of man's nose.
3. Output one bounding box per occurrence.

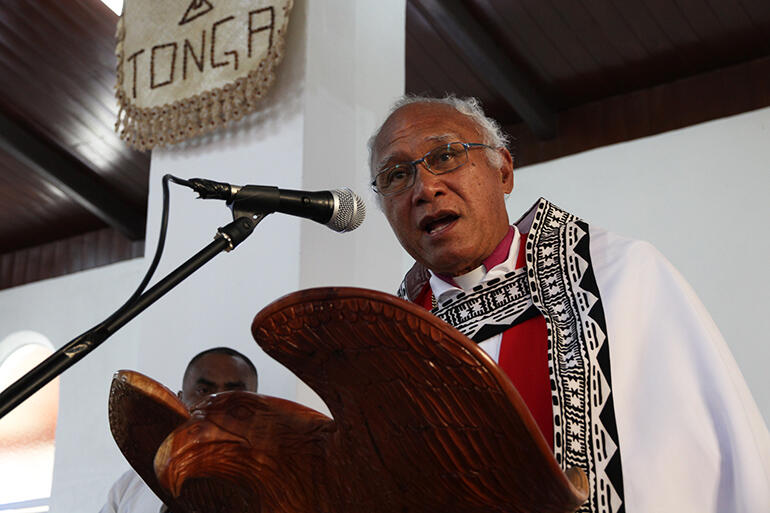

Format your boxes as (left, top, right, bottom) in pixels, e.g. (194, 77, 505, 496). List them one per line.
(411, 164, 445, 202)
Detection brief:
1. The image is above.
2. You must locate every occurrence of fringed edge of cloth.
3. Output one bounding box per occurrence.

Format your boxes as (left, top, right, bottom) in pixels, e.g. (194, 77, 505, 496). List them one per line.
(113, 1, 293, 151)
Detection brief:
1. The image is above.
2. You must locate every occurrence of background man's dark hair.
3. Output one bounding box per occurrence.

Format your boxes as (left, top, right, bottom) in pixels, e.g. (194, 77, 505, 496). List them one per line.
(184, 346, 258, 382)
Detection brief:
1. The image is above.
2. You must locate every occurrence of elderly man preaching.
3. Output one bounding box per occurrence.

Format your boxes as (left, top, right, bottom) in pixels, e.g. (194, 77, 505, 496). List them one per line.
(368, 96, 770, 513)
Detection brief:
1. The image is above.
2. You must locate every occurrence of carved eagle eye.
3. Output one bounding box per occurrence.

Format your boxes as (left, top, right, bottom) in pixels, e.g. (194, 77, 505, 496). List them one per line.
(229, 404, 254, 420)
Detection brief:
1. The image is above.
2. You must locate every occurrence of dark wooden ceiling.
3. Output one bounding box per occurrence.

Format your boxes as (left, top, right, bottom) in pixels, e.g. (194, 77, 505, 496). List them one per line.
(408, 0, 770, 164)
(2, 0, 769, 289)
(0, 0, 147, 289)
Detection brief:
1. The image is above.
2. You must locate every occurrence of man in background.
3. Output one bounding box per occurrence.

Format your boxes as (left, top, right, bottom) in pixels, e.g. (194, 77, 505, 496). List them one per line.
(99, 347, 258, 513)
(369, 95, 770, 513)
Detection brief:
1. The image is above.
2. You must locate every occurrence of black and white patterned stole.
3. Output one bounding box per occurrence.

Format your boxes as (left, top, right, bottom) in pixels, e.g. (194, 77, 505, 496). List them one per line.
(396, 239, 539, 343)
(522, 199, 626, 513)
(429, 267, 540, 342)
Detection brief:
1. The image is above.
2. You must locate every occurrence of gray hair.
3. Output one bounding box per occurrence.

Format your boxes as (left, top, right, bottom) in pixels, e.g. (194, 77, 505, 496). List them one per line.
(367, 94, 511, 174)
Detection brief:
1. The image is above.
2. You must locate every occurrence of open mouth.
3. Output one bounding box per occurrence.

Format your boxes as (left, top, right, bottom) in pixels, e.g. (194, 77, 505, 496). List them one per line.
(421, 214, 459, 235)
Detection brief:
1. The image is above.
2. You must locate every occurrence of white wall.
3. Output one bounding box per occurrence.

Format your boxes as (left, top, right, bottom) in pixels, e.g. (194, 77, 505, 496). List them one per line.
(0, 259, 146, 511)
(506, 106, 770, 422)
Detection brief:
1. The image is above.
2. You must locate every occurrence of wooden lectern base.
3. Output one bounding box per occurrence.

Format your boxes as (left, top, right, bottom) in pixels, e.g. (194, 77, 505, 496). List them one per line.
(109, 287, 588, 513)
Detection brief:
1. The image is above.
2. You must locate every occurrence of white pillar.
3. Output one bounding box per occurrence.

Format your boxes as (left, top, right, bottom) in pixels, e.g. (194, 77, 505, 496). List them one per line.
(295, 1, 407, 409)
(300, 1, 408, 290)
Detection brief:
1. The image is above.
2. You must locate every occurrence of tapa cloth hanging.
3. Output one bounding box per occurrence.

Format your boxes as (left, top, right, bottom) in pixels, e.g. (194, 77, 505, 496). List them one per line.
(115, 0, 293, 150)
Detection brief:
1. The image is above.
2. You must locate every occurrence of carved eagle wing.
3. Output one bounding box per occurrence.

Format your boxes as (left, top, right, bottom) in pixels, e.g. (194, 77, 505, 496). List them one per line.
(251, 287, 588, 513)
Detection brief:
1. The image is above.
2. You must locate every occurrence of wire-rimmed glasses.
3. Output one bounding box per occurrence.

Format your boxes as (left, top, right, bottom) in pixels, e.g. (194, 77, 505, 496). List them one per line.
(371, 142, 492, 196)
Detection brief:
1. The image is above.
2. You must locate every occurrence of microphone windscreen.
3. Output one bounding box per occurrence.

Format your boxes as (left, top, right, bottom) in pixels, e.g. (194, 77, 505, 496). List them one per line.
(328, 189, 366, 232)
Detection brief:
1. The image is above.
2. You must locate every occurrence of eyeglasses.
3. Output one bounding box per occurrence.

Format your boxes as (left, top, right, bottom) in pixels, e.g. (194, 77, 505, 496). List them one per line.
(371, 142, 493, 196)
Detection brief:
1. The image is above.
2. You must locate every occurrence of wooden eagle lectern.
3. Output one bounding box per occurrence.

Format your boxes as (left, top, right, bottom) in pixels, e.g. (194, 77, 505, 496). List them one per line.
(108, 287, 589, 513)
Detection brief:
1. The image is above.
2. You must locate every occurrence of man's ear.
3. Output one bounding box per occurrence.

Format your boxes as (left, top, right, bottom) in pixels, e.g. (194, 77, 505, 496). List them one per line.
(177, 390, 183, 400)
(499, 147, 514, 194)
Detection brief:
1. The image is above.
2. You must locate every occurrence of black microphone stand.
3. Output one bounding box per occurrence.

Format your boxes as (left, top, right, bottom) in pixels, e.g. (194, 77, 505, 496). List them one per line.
(0, 212, 262, 420)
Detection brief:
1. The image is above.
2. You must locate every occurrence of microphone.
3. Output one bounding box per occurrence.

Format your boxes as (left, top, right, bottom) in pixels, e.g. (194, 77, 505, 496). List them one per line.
(188, 178, 366, 232)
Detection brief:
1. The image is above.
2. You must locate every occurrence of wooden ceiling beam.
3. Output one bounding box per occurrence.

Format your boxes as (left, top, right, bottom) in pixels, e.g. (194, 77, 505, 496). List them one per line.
(0, 110, 145, 240)
(411, 0, 556, 139)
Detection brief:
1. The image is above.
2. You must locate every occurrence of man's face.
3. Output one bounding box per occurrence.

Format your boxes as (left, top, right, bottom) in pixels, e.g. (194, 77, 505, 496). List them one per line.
(372, 103, 514, 275)
(180, 353, 258, 408)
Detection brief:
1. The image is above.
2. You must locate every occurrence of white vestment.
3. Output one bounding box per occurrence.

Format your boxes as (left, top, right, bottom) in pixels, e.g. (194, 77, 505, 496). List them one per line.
(99, 469, 164, 513)
(398, 198, 770, 513)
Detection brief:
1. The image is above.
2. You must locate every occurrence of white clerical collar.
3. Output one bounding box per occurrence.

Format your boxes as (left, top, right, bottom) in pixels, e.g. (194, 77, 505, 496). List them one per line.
(429, 226, 521, 307)
(452, 266, 487, 290)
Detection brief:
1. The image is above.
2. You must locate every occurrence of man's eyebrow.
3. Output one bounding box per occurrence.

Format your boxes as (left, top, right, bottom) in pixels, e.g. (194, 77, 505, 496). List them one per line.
(425, 134, 456, 143)
(224, 380, 246, 388)
(196, 377, 215, 387)
(375, 154, 402, 171)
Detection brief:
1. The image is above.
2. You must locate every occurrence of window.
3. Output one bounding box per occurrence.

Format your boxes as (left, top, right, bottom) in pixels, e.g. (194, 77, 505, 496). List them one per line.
(0, 332, 59, 513)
